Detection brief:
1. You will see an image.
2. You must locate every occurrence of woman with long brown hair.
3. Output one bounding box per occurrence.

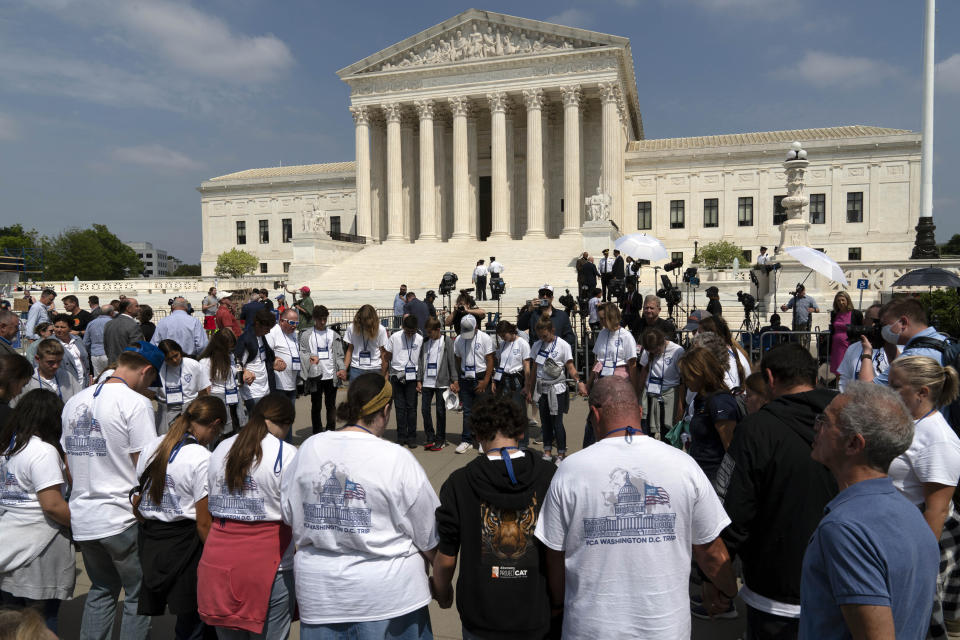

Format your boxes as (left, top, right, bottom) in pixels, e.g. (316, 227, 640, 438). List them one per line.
(199, 394, 298, 639)
(199, 329, 243, 433)
(342, 304, 388, 382)
(134, 396, 226, 639)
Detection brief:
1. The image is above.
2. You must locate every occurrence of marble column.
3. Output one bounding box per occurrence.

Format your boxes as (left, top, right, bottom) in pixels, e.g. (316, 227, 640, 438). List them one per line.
(433, 116, 447, 240)
(524, 88, 546, 238)
(401, 114, 416, 241)
(600, 82, 622, 227)
(350, 105, 371, 240)
(561, 85, 582, 236)
(487, 91, 510, 238)
(449, 96, 472, 239)
(369, 117, 386, 242)
(415, 100, 438, 241)
(382, 102, 404, 241)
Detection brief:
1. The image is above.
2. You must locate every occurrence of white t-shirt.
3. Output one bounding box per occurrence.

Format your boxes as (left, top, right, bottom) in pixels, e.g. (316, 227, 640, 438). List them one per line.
(61, 381, 157, 541)
(135, 435, 210, 522)
(836, 342, 899, 391)
(266, 325, 301, 391)
(304, 328, 338, 380)
(889, 411, 960, 506)
(453, 331, 495, 377)
(472, 265, 488, 280)
(497, 338, 530, 374)
(60, 338, 86, 384)
(280, 431, 440, 624)
(208, 433, 297, 523)
(724, 347, 752, 390)
(0, 436, 66, 524)
(200, 356, 240, 397)
(639, 341, 685, 393)
(531, 337, 573, 396)
(593, 328, 637, 368)
(384, 331, 423, 378)
(345, 325, 388, 372)
(157, 358, 211, 405)
(588, 297, 601, 324)
(534, 436, 731, 639)
(240, 336, 270, 401)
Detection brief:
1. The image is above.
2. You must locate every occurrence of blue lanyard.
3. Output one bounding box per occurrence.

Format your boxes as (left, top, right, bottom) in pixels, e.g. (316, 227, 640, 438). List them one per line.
(343, 423, 375, 436)
(606, 425, 642, 442)
(403, 334, 417, 364)
(36, 370, 62, 399)
(285, 333, 298, 357)
(540, 340, 558, 361)
(919, 408, 939, 422)
(427, 339, 441, 364)
(94, 376, 132, 396)
(604, 330, 622, 366)
(273, 436, 284, 475)
(5, 434, 15, 456)
(314, 329, 328, 354)
(496, 446, 520, 485)
(169, 434, 198, 463)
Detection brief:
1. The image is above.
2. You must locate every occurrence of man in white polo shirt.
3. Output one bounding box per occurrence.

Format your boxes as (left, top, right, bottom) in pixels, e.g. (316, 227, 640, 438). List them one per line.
(61, 341, 164, 640)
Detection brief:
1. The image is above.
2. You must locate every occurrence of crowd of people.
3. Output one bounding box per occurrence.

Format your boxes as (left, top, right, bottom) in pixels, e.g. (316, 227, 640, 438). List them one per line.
(0, 275, 958, 640)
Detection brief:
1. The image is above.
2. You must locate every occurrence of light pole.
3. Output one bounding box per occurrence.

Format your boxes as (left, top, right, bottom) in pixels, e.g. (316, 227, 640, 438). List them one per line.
(912, 0, 939, 259)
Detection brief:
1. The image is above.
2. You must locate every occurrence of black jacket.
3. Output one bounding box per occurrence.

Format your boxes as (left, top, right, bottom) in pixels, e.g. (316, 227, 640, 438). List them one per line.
(234, 329, 277, 394)
(716, 388, 838, 606)
(611, 256, 625, 278)
(577, 261, 599, 290)
(436, 451, 556, 640)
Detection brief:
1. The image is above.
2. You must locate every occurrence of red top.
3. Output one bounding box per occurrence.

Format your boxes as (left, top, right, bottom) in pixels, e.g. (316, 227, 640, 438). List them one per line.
(216, 305, 242, 337)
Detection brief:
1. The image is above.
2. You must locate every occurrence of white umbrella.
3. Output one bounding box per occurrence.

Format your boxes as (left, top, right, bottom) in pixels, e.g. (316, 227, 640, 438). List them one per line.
(614, 233, 669, 262)
(782, 246, 849, 286)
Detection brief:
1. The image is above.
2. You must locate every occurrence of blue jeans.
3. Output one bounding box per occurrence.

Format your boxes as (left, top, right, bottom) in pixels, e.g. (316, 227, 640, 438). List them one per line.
(277, 390, 297, 443)
(349, 368, 379, 382)
(390, 377, 418, 443)
(420, 386, 446, 444)
(300, 606, 433, 640)
(215, 570, 295, 640)
(77, 524, 152, 640)
(458, 377, 488, 445)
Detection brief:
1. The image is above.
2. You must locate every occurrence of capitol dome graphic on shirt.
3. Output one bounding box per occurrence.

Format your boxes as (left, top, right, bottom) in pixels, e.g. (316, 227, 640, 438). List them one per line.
(139, 475, 184, 515)
(208, 475, 266, 520)
(584, 473, 677, 540)
(64, 404, 108, 457)
(0, 466, 29, 505)
(302, 468, 372, 533)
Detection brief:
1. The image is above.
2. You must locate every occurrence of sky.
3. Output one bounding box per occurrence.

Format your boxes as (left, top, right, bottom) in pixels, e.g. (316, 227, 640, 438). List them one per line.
(1, 0, 958, 263)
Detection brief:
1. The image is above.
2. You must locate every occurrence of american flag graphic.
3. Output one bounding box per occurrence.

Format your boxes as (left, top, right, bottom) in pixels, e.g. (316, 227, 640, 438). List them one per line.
(644, 484, 670, 505)
(344, 479, 366, 501)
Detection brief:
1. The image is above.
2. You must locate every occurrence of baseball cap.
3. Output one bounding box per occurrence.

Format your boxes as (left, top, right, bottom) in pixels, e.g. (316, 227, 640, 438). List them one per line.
(124, 341, 165, 372)
(538, 284, 554, 297)
(299, 286, 311, 294)
(682, 310, 711, 332)
(460, 315, 477, 339)
(275, 294, 285, 300)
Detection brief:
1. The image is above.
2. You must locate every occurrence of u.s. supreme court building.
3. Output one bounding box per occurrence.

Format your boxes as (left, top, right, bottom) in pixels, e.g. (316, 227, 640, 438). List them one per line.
(199, 9, 921, 295)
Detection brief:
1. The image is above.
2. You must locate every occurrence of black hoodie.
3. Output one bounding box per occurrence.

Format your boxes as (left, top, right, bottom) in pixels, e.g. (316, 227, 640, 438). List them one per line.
(715, 389, 839, 607)
(436, 450, 556, 640)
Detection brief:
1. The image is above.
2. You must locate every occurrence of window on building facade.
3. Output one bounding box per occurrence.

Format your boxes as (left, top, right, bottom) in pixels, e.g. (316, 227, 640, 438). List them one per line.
(146, 253, 153, 258)
(773, 195, 787, 225)
(637, 201, 652, 230)
(742, 250, 752, 263)
(236, 221, 246, 245)
(810, 193, 826, 224)
(703, 198, 718, 228)
(282, 218, 292, 243)
(848, 247, 861, 261)
(259, 220, 269, 243)
(283, 262, 290, 273)
(670, 200, 685, 229)
(671, 251, 683, 263)
(330, 216, 341, 235)
(846, 192, 863, 223)
(137, 253, 143, 258)
(259, 262, 268, 274)
(738, 197, 754, 227)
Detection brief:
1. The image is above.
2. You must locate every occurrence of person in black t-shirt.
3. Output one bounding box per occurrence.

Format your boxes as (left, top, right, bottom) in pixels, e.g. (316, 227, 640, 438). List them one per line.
(705, 286, 723, 318)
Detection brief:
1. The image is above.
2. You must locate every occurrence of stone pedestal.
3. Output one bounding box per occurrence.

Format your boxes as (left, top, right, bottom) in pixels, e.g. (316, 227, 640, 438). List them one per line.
(287, 233, 365, 287)
(581, 220, 620, 258)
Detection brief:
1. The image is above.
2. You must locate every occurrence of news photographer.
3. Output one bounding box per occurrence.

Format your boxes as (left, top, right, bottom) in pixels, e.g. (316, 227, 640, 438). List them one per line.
(837, 304, 894, 391)
(516, 285, 577, 352)
(857, 297, 948, 385)
(780, 284, 819, 332)
(443, 291, 485, 336)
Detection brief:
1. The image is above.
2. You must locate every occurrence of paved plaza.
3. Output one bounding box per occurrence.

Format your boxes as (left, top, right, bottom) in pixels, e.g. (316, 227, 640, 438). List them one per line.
(56, 389, 746, 640)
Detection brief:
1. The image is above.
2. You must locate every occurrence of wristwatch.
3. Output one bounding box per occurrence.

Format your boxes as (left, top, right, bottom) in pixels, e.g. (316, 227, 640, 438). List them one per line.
(860, 352, 873, 360)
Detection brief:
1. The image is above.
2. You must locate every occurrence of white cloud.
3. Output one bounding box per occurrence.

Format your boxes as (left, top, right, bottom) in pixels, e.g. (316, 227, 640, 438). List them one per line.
(937, 53, 960, 93)
(112, 144, 203, 171)
(789, 51, 901, 89)
(0, 113, 16, 140)
(546, 8, 594, 28)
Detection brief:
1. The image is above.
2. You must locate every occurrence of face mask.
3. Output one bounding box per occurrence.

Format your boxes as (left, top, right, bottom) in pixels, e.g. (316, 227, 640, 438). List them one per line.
(881, 323, 901, 345)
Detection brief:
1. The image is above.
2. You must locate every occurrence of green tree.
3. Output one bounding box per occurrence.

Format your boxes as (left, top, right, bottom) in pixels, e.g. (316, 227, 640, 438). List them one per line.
(939, 234, 960, 257)
(215, 249, 258, 278)
(692, 241, 747, 269)
(91, 224, 144, 278)
(172, 263, 201, 276)
(43, 225, 144, 280)
(917, 289, 960, 339)
(0, 224, 41, 252)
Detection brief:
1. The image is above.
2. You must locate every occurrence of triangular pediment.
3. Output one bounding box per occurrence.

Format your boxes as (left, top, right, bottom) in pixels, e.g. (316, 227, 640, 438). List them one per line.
(337, 9, 627, 77)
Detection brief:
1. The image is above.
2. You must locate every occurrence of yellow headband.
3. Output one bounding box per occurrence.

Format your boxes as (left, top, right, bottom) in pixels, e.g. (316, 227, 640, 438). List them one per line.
(360, 377, 393, 416)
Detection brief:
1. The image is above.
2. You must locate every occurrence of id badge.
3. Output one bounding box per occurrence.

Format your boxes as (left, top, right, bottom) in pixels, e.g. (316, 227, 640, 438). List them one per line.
(648, 376, 663, 396)
(464, 364, 476, 379)
(405, 365, 417, 381)
(317, 347, 330, 360)
(601, 364, 615, 377)
(166, 386, 184, 408)
(359, 350, 372, 366)
(425, 362, 438, 382)
(292, 356, 302, 372)
(535, 350, 548, 365)
(225, 388, 239, 405)
(493, 367, 504, 382)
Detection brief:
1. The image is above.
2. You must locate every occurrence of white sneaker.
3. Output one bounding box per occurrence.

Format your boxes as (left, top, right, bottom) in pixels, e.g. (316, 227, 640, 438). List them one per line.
(542, 452, 553, 462)
(455, 442, 472, 454)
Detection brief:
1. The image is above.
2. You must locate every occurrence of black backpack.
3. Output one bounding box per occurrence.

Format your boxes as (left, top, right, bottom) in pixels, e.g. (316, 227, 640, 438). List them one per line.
(906, 336, 960, 438)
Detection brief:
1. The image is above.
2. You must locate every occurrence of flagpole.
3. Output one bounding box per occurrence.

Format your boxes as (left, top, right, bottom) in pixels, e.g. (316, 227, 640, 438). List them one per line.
(912, 0, 939, 258)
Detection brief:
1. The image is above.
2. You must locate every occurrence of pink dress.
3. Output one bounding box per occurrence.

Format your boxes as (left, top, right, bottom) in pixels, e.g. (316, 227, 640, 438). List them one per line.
(830, 311, 853, 374)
